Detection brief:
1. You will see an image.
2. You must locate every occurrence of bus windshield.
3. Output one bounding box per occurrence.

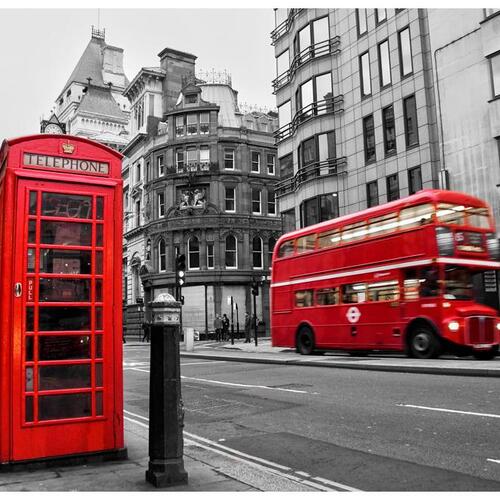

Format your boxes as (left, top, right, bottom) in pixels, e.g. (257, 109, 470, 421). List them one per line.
(443, 265, 476, 300)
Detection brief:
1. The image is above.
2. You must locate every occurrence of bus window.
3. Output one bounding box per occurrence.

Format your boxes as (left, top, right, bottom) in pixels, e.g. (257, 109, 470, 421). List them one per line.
(403, 269, 419, 300)
(399, 204, 433, 229)
(316, 288, 339, 305)
(436, 203, 465, 225)
(277, 240, 295, 258)
(367, 280, 399, 301)
(443, 266, 474, 300)
(367, 212, 398, 237)
(342, 221, 367, 243)
(295, 290, 313, 307)
(420, 266, 440, 297)
(342, 283, 366, 303)
(465, 207, 491, 230)
(318, 229, 341, 248)
(296, 234, 316, 253)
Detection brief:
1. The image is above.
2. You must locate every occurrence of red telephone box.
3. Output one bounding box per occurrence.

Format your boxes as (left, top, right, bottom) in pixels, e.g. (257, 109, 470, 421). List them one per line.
(0, 135, 125, 466)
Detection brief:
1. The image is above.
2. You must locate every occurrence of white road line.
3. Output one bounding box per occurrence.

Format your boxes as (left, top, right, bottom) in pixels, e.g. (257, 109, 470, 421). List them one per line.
(487, 459, 500, 464)
(123, 410, 359, 492)
(127, 367, 318, 395)
(397, 404, 500, 419)
(181, 361, 228, 366)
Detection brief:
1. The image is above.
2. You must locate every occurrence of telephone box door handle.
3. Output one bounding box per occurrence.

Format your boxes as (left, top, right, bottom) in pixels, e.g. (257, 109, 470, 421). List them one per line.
(14, 283, 22, 297)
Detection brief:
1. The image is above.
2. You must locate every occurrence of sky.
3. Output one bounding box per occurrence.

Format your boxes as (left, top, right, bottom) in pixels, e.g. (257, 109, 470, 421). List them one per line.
(0, 7, 277, 141)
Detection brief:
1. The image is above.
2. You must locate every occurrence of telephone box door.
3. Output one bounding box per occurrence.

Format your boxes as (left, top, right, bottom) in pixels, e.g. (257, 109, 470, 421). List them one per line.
(12, 179, 117, 460)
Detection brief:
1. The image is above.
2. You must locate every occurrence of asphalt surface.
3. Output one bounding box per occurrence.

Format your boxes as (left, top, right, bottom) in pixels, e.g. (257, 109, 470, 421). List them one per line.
(124, 344, 500, 491)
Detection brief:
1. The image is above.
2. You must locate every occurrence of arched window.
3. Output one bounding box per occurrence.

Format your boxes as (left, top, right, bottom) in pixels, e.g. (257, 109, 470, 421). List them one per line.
(188, 236, 200, 269)
(158, 239, 167, 272)
(131, 254, 141, 303)
(252, 236, 263, 269)
(225, 234, 237, 269)
(268, 237, 277, 269)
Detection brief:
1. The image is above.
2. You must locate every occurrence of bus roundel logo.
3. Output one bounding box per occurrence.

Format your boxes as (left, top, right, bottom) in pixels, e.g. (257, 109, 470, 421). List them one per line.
(346, 306, 361, 323)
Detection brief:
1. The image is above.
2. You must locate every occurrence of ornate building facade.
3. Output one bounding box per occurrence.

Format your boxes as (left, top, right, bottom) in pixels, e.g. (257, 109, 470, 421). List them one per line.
(122, 48, 280, 337)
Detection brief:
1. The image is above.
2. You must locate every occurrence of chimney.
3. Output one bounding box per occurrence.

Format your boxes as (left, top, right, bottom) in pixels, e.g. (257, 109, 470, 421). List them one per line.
(157, 48, 197, 114)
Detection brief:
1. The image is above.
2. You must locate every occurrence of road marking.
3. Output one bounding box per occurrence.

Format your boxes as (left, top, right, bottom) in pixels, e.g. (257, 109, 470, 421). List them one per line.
(487, 459, 500, 464)
(123, 361, 149, 367)
(127, 368, 318, 394)
(123, 410, 359, 492)
(397, 404, 500, 419)
(181, 361, 228, 366)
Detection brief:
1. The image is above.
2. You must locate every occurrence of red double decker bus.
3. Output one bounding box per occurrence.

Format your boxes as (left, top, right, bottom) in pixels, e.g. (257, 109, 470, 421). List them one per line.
(271, 190, 500, 360)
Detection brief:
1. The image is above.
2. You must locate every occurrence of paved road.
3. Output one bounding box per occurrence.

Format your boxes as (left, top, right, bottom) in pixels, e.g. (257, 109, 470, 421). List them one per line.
(124, 345, 500, 491)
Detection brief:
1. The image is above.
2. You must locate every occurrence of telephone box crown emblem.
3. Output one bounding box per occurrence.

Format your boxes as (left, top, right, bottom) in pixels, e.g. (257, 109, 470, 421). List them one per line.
(62, 142, 75, 154)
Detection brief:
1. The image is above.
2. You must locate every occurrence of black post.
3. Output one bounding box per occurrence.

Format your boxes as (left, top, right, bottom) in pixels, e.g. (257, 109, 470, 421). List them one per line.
(236, 302, 240, 338)
(230, 295, 234, 345)
(253, 289, 258, 347)
(146, 297, 188, 487)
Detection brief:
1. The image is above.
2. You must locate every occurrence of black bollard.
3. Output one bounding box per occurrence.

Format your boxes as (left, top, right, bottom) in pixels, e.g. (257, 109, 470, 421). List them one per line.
(146, 294, 188, 488)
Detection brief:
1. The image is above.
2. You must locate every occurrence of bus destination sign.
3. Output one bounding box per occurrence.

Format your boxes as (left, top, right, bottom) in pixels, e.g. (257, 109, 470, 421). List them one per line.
(23, 152, 109, 175)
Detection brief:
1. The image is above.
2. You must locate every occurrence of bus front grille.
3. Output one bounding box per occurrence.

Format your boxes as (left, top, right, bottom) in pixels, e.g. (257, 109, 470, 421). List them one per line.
(465, 316, 495, 345)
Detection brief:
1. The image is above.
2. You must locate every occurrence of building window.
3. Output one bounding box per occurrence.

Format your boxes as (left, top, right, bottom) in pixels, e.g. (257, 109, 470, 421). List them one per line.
(188, 237, 200, 270)
(224, 148, 235, 170)
(200, 146, 210, 167)
(251, 188, 261, 214)
(135, 163, 141, 183)
(382, 105, 396, 156)
(200, 112, 210, 134)
(185, 93, 198, 104)
(315, 72, 333, 114)
(252, 237, 263, 269)
(300, 193, 339, 227)
(158, 192, 165, 218)
(356, 8, 368, 36)
(360, 51, 371, 97)
(376, 8, 387, 24)
(225, 186, 236, 212)
(378, 39, 391, 88)
(268, 190, 276, 215)
(158, 239, 167, 272)
(386, 174, 399, 201)
(176, 149, 184, 171)
(123, 187, 129, 211)
(282, 208, 296, 233)
(225, 235, 237, 268)
(297, 23, 312, 63)
(186, 147, 197, 165)
(297, 78, 314, 118)
(363, 114, 376, 164)
(267, 154, 275, 175)
(367, 181, 379, 208)
(251, 152, 261, 173)
(408, 166, 423, 195)
(490, 52, 500, 98)
(403, 95, 419, 148)
(135, 199, 141, 227)
(187, 114, 198, 135)
(312, 16, 330, 55)
(206, 242, 214, 269)
(157, 156, 165, 177)
(398, 27, 413, 77)
(175, 115, 185, 136)
(280, 153, 294, 179)
(276, 49, 289, 79)
(268, 237, 277, 268)
(278, 100, 292, 135)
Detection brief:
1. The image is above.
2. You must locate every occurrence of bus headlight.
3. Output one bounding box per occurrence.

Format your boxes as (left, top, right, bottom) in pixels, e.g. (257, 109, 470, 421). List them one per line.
(496, 322, 500, 331)
(448, 321, 460, 332)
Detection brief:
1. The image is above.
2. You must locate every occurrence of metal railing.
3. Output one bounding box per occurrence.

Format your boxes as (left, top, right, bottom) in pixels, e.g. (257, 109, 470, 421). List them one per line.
(166, 162, 219, 175)
(275, 156, 347, 198)
(270, 9, 304, 44)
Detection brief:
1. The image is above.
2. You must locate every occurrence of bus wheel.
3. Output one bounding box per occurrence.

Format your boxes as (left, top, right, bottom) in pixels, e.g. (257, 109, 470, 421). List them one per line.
(296, 326, 315, 355)
(472, 346, 498, 360)
(408, 327, 442, 359)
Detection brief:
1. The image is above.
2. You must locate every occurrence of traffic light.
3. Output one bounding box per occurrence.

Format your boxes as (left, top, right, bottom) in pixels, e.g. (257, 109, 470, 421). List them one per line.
(175, 254, 186, 287)
(251, 280, 259, 296)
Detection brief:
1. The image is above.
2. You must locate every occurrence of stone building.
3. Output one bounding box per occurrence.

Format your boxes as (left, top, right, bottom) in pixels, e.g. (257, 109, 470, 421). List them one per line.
(122, 48, 280, 338)
(271, 8, 500, 306)
(44, 26, 130, 151)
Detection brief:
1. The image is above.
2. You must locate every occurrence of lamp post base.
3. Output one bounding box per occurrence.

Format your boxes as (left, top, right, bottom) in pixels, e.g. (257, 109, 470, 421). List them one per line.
(146, 458, 188, 487)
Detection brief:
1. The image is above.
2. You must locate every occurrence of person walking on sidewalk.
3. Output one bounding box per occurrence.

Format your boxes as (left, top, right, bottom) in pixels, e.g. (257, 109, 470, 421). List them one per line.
(244, 312, 251, 343)
(214, 314, 222, 341)
(222, 313, 230, 341)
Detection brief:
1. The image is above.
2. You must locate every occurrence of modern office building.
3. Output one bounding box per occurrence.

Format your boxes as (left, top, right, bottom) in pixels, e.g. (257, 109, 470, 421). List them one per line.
(271, 8, 500, 305)
(122, 48, 280, 338)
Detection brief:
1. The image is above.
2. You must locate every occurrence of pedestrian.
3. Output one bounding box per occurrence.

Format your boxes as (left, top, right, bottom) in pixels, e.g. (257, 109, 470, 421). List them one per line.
(222, 313, 230, 341)
(244, 312, 251, 343)
(142, 322, 150, 343)
(214, 314, 222, 342)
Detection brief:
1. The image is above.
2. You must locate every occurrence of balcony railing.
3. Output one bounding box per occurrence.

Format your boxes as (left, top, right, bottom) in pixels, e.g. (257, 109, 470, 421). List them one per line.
(270, 9, 304, 44)
(272, 37, 341, 92)
(166, 162, 219, 175)
(274, 95, 344, 143)
(275, 157, 347, 198)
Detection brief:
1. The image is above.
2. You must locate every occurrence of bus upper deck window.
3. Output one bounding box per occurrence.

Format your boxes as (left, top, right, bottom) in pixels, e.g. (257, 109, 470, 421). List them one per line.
(436, 204, 465, 225)
(277, 240, 295, 258)
(465, 207, 491, 229)
(399, 204, 433, 229)
(296, 234, 316, 253)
